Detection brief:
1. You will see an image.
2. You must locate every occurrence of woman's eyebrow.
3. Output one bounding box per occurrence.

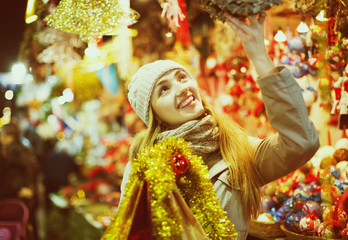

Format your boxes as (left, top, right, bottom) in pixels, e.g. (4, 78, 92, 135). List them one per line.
(155, 69, 182, 87)
(174, 69, 182, 78)
(155, 79, 169, 89)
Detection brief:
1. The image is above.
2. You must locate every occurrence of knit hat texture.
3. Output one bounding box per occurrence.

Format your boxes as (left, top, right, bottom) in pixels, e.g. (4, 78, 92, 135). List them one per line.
(128, 60, 192, 126)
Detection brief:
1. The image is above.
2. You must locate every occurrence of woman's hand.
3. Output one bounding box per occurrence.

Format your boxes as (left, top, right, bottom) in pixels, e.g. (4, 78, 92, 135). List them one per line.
(224, 12, 277, 77)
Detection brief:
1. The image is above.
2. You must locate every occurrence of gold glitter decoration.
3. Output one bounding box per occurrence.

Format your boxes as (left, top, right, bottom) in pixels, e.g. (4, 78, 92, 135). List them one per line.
(101, 137, 237, 240)
(44, 0, 139, 43)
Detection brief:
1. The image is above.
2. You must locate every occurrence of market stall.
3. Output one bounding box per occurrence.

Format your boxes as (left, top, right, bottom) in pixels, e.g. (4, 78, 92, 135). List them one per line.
(1, 0, 348, 239)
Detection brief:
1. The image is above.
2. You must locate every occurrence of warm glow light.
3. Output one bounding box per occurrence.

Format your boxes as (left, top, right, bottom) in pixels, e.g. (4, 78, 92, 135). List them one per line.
(11, 63, 27, 75)
(4, 90, 14, 100)
(206, 57, 217, 69)
(26, 15, 38, 24)
(166, 32, 173, 38)
(11, 63, 27, 84)
(274, 29, 287, 42)
(62, 88, 74, 102)
(84, 43, 101, 58)
(316, 10, 328, 21)
(58, 96, 66, 105)
(3, 107, 11, 117)
(297, 21, 309, 33)
(25, 0, 38, 24)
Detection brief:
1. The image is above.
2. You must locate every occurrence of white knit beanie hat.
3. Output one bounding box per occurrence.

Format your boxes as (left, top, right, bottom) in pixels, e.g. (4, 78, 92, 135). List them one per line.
(128, 60, 193, 126)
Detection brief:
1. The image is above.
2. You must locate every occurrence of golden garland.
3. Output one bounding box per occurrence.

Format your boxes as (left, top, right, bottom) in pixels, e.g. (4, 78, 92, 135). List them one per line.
(44, 0, 139, 43)
(101, 137, 237, 240)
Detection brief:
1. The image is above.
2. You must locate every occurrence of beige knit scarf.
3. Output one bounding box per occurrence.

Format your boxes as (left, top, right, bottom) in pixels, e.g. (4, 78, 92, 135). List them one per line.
(156, 115, 220, 160)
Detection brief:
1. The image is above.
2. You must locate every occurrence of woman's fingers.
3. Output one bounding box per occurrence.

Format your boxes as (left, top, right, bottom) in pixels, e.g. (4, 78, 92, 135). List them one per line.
(226, 20, 248, 39)
(258, 12, 267, 24)
(249, 15, 259, 26)
(225, 15, 254, 35)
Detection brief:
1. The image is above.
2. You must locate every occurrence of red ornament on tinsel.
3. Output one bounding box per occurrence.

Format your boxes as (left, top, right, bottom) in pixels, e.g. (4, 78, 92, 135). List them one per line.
(171, 154, 190, 177)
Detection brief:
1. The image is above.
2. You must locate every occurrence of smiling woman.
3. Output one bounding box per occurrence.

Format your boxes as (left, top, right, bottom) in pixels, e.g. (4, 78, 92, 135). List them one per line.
(150, 67, 204, 129)
(115, 12, 320, 240)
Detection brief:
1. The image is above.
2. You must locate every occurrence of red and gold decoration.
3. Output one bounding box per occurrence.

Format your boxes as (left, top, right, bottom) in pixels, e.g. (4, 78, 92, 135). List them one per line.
(101, 137, 237, 240)
(44, 0, 139, 43)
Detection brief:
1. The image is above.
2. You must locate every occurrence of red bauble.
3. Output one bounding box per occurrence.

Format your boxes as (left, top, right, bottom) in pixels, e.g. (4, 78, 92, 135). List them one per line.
(171, 154, 189, 177)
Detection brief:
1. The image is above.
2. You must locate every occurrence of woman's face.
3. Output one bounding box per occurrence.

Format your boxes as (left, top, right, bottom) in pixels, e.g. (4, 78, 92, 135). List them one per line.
(150, 69, 204, 129)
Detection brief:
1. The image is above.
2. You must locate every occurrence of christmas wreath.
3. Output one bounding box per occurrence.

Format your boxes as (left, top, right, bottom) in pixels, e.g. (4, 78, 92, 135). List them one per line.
(101, 137, 237, 240)
(195, 0, 283, 20)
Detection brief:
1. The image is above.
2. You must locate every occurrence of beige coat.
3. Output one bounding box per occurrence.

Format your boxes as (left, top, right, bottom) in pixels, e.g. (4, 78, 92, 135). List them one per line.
(120, 67, 320, 239)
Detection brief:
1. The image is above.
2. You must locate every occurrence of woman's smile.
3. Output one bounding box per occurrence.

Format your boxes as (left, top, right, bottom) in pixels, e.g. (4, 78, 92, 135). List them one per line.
(151, 69, 204, 128)
(178, 95, 196, 109)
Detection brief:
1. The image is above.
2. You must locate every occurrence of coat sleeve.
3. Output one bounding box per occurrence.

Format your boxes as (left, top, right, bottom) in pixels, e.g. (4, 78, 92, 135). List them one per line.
(254, 66, 320, 185)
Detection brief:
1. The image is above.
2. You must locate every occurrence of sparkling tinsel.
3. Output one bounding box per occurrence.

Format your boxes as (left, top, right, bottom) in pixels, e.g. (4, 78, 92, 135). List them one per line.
(194, 0, 283, 20)
(44, 0, 139, 43)
(101, 137, 237, 240)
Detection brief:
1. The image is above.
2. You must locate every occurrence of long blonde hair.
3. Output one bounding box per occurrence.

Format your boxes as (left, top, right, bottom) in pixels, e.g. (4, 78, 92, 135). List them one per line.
(129, 97, 263, 220)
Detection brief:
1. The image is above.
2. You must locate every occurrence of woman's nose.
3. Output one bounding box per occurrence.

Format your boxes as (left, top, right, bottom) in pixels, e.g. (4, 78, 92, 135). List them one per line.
(175, 85, 189, 97)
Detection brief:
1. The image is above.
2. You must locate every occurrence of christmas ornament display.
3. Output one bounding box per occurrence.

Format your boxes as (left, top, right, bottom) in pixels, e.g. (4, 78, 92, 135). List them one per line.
(44, 0, 139, 42)
(102, 137, 237, 240)
(194, 0, 283, 20)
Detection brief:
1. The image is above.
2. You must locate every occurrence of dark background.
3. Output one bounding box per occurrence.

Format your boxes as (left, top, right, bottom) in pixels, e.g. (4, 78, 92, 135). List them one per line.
(0, 0, 27, 73)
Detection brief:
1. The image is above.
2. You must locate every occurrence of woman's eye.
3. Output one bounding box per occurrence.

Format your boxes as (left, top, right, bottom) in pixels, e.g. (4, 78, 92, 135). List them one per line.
(160, 87, 168, 95)
(179, 74, 187, 81)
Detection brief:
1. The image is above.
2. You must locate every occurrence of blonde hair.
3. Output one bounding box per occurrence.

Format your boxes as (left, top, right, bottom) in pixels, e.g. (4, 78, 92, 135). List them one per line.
(129, 97, 262, 220)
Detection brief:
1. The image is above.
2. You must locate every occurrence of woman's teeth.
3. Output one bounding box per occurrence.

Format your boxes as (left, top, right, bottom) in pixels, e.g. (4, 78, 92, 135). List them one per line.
(178, 96, 194, 109)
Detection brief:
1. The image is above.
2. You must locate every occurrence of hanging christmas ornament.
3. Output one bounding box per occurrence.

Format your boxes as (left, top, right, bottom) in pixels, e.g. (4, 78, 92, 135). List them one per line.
(194, 0, 283, 20)
(161, 0, 191, 46)
(37, 27, 85, 69)
(44, 0, 139, 43)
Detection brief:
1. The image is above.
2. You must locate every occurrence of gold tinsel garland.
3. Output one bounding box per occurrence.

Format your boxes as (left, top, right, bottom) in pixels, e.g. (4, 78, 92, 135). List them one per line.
(101, 137, 237, 240)
(44, 0, 139, 42)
